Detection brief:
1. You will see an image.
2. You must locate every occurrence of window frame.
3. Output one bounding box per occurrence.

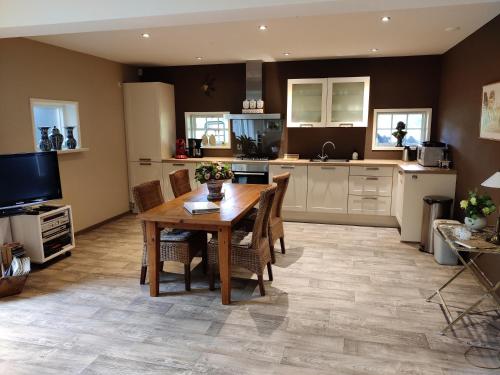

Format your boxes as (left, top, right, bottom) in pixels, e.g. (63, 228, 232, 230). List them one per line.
(371, 108, 432, 151)
(30, 98, 82, 152)
(184, 111, 231, 149)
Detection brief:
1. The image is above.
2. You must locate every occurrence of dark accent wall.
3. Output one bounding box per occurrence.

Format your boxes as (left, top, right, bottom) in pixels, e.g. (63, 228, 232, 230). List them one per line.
(436, 15, 500, 288)
(142, 55, 441, 159)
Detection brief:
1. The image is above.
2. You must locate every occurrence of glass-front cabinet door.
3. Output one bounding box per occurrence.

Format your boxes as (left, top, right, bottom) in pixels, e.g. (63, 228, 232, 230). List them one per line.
(287, 78, 327, 127)
(326, 77, 370, 127)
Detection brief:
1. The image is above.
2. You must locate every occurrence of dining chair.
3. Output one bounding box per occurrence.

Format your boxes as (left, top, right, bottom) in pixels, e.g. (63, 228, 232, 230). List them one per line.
(207, 185, 277, 296)
(238, 172, 290, 263)
(169, 169, 192, 197)
(133, 180, 206, 291)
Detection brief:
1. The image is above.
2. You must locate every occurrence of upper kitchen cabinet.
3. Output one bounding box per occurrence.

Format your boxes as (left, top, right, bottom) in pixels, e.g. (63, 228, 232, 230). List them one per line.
(326, 77, 370, 127)
(123, 82, 176, 162)
(286, 79, 328, 128)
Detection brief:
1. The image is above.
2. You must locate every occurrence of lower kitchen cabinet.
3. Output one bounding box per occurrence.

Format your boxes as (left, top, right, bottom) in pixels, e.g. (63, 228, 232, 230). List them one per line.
(269, 164, 308, 212)
(307, 165, 349, 213)
(348, 196, 392, 215)
(396, 171, 457, 242)
(128, 161, 164, 206)
(162, 162, 198, 200)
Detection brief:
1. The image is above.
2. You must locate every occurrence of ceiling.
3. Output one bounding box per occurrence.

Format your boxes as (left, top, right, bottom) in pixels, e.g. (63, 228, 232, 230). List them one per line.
(2, 0, 500, 66)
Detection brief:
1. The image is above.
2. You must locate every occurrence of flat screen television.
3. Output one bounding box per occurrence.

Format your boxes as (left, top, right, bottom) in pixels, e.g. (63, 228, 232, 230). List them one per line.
(0, 152, 62, 213)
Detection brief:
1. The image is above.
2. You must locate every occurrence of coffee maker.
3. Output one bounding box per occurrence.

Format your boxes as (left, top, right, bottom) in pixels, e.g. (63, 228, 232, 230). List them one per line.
(187, 138, 203, 158)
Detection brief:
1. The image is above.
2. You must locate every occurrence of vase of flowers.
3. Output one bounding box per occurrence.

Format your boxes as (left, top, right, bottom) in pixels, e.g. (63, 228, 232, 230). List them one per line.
(460, 190, 496, 231)
(195, 163, 233, 201)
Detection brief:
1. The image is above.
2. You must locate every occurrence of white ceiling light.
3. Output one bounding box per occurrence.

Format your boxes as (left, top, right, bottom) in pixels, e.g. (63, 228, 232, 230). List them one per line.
(196, 56, 203, 60)
(258, 25, 268, 31)
(381, 16, 391, 22)
(141, 33, 150, 38)
(370, 48, 379, 52)
(283, 52, 290, 56)
(445, 26, 461, 32)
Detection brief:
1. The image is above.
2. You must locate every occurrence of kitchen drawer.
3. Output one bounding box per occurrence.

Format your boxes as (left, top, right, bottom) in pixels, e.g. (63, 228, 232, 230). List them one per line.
(348, 195, 392, 216)
(348, 176, 392, 197)
(350, 166, 394, 177)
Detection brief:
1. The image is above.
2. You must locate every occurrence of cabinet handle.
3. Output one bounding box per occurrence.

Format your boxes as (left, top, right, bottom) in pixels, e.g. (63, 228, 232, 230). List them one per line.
(339, 123, 353, 127)
(172, 163, 186, 166)
(365, 167, 379, 171)
(365, 177, 379, 180)
(139, 158, 151, 162)
(398, 171, 403, 175)
(412, 175, 418, 180)
(139, 162, 152, 166)
(321, 166, 336, 170)
(361, 197, 378, 200)
(300, 123, 313, 128)
(280, 166, 295, 169)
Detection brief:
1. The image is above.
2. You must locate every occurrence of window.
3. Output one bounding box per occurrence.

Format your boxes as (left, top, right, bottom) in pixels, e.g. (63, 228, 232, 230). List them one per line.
(30, 99, 81, 151)
(372, 108, 432, 150)
(185, 112, 230, 149)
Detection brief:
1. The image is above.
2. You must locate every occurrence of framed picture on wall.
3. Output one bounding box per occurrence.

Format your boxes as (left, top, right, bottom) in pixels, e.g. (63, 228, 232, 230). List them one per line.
(480, 81, 500, 141)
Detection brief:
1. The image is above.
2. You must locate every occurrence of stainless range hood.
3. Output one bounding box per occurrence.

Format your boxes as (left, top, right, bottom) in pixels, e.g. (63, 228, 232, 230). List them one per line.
(224, 60, 281, 120)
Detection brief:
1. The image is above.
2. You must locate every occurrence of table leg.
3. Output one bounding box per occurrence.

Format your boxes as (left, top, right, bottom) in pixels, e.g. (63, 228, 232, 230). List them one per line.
(146, 221, 160, 297)
(218, 226, 232, 305)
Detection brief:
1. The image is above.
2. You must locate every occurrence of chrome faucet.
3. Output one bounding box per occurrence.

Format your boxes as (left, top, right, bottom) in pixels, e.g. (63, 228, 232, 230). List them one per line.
(318, 141, 336, 162)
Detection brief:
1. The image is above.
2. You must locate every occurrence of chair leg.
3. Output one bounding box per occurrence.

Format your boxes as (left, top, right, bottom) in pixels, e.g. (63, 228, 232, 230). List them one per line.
(270, 244, 276, 264)
(160, 261, 164, 271)
(184, 264, 191, 291)
(140, 265, 147, 285)
(279, 237, 286, 254)
(267, 262, 273, 281)
(208, 265, 215, 291)
(257, 274, 265, 296)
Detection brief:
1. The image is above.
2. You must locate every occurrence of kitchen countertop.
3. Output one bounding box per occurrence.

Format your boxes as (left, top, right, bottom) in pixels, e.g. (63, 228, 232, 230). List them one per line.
(163, 157, 456, 174)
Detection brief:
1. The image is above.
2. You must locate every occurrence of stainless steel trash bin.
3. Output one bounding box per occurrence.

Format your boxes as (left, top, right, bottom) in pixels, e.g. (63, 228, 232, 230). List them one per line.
(420, 196, 453, 253)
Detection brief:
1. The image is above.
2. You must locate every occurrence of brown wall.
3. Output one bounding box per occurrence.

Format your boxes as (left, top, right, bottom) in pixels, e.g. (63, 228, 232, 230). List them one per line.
(0, 38, 136, 231)
(142, 55, 442, 159)
(436, 15, 500, 286)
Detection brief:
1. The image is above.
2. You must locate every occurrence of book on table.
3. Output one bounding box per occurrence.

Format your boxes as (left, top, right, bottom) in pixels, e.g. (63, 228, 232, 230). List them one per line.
(183, 202, 220, 215)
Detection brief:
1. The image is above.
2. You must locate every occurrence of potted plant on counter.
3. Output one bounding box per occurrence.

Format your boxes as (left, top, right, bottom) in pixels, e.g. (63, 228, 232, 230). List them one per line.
(460, 190, 496, 231)
(195, 162, 233, 201)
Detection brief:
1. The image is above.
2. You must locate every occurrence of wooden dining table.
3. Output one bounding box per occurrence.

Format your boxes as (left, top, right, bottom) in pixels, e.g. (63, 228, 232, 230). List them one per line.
(137, 182, 270, 305)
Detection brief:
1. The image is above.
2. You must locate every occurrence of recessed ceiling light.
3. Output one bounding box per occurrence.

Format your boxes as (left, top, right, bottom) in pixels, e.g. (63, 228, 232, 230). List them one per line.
(141, 33, 150, 38)
(259, 25, 268, 31)
(283, 52, 291, 56)
(381, 16, 391, 22)
(445, 26, 461, 32)
(370, 48, 379, 52)
(196, 57, 203, 60)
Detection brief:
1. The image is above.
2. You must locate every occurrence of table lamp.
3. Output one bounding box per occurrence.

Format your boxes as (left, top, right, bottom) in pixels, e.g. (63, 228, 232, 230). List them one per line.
(481, 171, 500, 245)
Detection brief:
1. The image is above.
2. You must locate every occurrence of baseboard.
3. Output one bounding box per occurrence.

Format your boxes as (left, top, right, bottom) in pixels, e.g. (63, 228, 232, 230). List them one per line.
(283, 211, 399, 228)
(75, 211, 131, 236)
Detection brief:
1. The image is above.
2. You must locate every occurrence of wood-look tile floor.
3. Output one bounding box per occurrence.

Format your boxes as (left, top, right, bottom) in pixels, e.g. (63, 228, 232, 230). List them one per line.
(1, 214, 499, 374)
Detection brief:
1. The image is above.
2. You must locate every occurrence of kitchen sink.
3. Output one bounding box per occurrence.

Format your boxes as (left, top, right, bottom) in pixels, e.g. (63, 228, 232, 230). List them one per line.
(309, 158, 350, 162)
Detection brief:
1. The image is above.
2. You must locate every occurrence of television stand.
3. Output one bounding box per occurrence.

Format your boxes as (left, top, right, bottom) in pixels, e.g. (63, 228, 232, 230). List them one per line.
(10, 205, 75, 264)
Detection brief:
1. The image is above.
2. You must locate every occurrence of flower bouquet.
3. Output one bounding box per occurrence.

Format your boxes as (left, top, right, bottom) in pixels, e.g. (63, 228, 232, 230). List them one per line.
(460, 190, 496, 231)
(195, 163, 233, 201)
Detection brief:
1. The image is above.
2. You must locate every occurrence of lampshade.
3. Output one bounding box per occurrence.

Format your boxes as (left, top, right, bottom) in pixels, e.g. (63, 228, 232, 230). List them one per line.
(481, 172, 500, 188)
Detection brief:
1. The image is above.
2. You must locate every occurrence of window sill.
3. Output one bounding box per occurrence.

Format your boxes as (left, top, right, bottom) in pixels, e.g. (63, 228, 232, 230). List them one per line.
(372, 147, 406, 151)
(57, 148, 89, 154)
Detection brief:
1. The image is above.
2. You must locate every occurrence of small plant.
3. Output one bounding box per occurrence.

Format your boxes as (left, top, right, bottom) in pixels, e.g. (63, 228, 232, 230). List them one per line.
(460, 190, 496, 219)
(195, 162, 233, 184)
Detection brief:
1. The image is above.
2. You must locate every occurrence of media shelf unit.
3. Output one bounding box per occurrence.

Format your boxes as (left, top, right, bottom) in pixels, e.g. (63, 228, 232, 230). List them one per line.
(10, 205, 75, 264)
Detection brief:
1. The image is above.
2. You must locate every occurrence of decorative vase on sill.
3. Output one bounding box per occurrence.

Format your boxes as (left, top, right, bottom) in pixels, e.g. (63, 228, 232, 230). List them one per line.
(464, 216, 488, 232)
(206, 179, 225, 201)
(65, 127, 77, 149)
(195, 162, 233, 202)
(38, 127, 52, 151)
(50, 126, 63, 150)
